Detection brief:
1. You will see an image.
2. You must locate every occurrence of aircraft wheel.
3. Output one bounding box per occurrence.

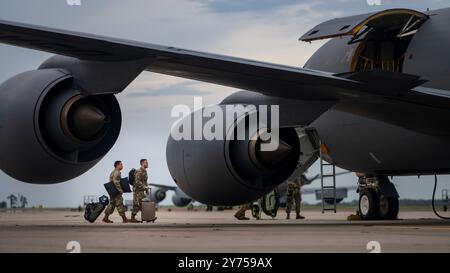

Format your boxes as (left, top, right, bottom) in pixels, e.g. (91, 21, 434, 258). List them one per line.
(251, 204, 260, 219)
(359, 189, 380, 220)
(379, 197, 399, 220)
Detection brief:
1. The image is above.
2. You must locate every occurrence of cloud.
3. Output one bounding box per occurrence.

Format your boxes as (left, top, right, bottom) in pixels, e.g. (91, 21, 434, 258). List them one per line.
(191, 0, 301, 13)
(191, 0, 450, 15)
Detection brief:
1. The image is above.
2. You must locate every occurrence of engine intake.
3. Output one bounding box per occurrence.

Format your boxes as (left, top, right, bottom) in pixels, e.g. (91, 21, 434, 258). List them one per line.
(151, 187, 167, 203)
(166, 106, 300, 206)
(0, 69, 121, 184)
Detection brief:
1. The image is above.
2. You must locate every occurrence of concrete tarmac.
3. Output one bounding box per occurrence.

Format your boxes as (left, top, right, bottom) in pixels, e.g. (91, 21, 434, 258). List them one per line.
(0, 208, 449, 253)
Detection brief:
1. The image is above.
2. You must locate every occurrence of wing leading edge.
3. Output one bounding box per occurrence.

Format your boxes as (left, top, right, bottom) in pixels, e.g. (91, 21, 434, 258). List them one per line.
(0, 18, 442, 106)
(0, 19, 369, 101)
(150, 183, 177, 191)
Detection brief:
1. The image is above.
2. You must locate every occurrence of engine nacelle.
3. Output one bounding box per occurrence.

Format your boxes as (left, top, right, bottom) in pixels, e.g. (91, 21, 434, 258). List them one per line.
(171, 188, 193, 207)
(166, 105, 300, 206)
(150, 187, 168, 203)
(0, 69, 121, 184)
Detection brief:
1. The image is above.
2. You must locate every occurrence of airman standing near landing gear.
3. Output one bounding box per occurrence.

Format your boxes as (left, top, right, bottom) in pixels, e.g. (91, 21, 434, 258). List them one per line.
(286, 176, 305, 220)
(130, 159, 149, 223)
(234, 203, 251, 220)
(102, 161, 129, 223)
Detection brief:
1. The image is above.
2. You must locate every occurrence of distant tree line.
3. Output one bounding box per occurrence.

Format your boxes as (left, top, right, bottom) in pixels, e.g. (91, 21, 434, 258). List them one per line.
(2, 194, 28, 208)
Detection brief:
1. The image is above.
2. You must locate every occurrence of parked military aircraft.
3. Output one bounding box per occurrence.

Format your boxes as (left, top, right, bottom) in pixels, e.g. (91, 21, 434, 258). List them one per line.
(149, 183, 193, 207)
(1, 8, 449, 220)
(149, 172, 352, 207)
(277, 172, 352, 206)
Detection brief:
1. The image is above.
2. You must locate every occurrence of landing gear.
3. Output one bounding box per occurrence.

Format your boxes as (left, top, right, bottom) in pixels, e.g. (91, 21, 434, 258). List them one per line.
(358, 176, 399, 220)
(379, 196, 399, 220)
(359, 188, 380, 220)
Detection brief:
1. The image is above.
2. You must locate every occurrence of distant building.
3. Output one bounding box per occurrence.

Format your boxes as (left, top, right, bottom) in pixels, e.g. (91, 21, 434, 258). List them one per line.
(83, 195, 100, 207)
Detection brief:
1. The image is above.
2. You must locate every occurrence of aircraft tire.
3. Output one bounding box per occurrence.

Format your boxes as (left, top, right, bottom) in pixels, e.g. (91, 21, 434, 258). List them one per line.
(379, 197, 399, 220)
(359, 188, 380, 220)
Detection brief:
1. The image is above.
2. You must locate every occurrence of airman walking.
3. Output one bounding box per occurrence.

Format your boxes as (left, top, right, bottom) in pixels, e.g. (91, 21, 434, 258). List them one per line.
(103, 160, 130, 223)
(130, 159, 150, 223)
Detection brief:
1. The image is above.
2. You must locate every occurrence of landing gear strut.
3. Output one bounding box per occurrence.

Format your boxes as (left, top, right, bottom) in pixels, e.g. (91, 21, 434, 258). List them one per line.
(358, 176, 399, 220)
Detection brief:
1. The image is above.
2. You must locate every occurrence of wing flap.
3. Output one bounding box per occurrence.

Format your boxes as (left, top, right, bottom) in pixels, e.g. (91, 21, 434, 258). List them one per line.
(338, 70, 428, 96)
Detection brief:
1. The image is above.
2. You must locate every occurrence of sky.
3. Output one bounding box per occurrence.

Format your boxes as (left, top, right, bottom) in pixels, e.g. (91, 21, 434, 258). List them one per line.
(1, 0, 450, 207)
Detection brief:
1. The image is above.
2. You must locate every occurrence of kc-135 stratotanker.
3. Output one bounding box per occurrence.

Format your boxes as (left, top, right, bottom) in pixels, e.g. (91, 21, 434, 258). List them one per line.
(1, 8, 449, 220)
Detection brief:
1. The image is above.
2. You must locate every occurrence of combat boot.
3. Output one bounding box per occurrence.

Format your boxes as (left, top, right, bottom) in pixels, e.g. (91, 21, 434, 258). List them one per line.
(234, 214, 249, 220)
(121, 214, 130, 223)
(296, 213, 305, 220)
(130, 215, 140, 223)
(102, 216, 113, 223)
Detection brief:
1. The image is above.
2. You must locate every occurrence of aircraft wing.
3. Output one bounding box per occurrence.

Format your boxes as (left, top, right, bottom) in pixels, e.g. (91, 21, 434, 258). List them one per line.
(0, 19, 429, 102)
(149, 183, 177, 191)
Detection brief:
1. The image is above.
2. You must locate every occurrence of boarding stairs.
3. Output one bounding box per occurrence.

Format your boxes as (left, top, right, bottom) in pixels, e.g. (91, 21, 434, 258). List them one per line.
(319, 142, 337, 214)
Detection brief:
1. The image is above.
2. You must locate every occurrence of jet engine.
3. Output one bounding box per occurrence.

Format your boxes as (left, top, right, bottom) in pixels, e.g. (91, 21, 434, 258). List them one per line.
(0, 69, 121, 184)
(166, 105, 300, 206)
(171, 188, 193, 207)
(150, 187, 168, 203)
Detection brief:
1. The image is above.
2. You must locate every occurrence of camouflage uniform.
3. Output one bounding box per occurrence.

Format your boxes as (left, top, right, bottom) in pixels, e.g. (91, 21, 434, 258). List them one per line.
(104, 169, 126, 217)
(234, 203, 251, 220)
(286, 177, 302, 215)
(131, 168, 149, 217)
